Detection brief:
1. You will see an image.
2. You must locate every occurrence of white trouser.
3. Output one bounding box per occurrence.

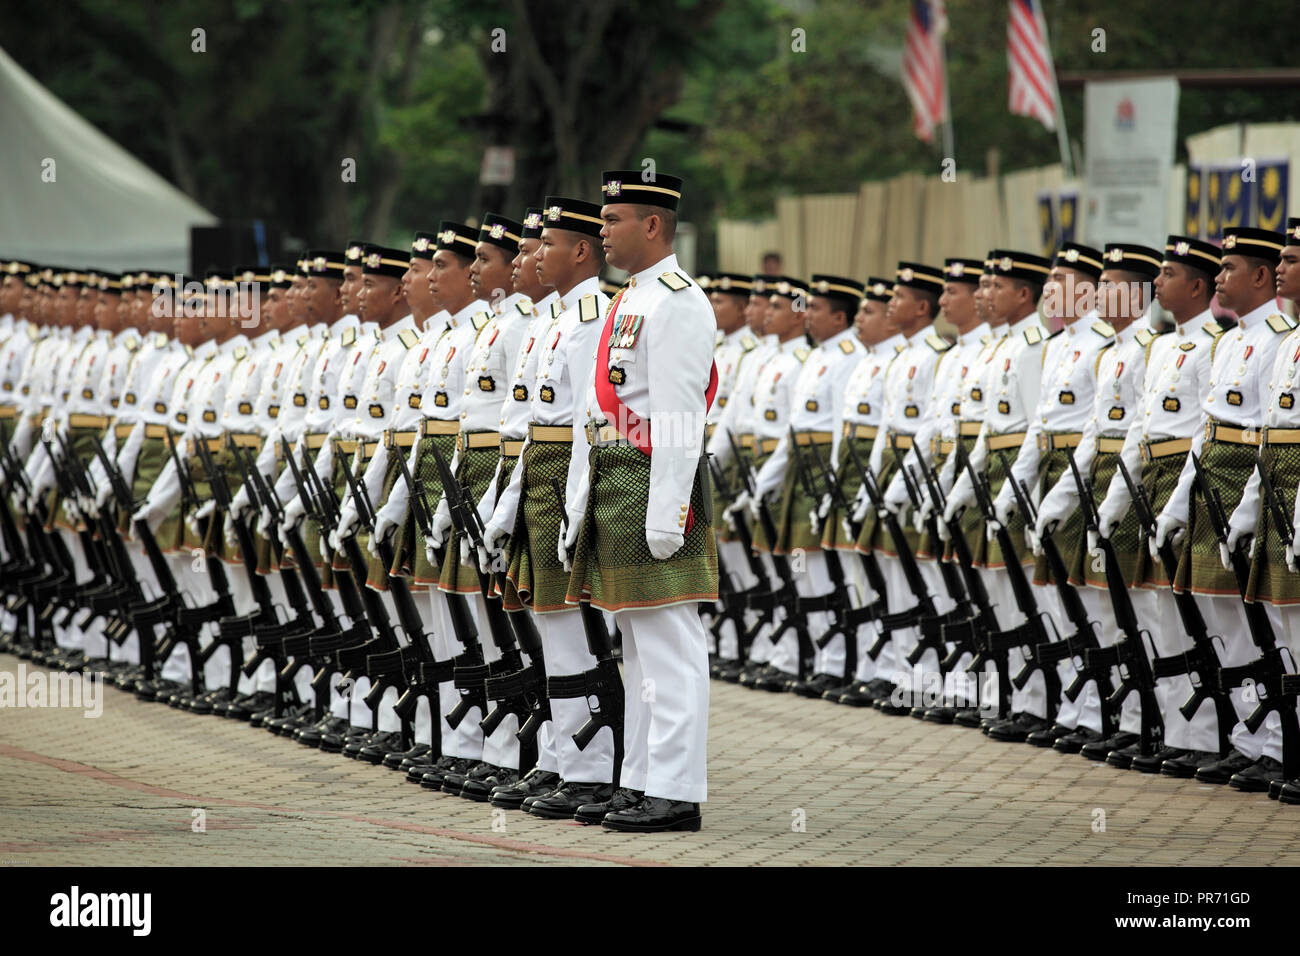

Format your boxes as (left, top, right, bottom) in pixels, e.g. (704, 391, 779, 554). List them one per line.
(1211, 595, 1284, 760)
(472, 592, 524, 770)
(847, 549, 884, 684)
(873, 553, 913, 688)
(769, 550, 833, 676)
(54, 529, 89, 651)
(428, 587, 484, 760)
(715, 539, 758, 659)
(1070, 586, 1141, 735)
(982, 566, 1049, 718)
(746, 553, 781, 664)
(1031, 581, 1078, 727)
(617, 602, 709, 803)
(158, 553, 204, 684)
(539, 608, 614, 783)
(905, 557, 957, 697)
(1130, 587, 1219, 751)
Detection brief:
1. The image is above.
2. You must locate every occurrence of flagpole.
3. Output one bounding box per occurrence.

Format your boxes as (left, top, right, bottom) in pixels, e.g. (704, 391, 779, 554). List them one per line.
(939, 11, 955, 162)
(1034, 0, 1073, 178)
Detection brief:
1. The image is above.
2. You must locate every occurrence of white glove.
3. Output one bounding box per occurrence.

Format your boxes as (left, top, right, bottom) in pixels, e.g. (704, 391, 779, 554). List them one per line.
(816, 492, 832, 520)
(321, 530, 333, 561)
(992, 487, 1016, 528)
(131, 502, 166, 536)
(459, 535, 473, 566)
(428, 507, 453, 550)
(808, 508, 822, 537)
(1152, 512, 1186, 559)
(840, 517, 856, 543)
(1287, 526, 1300, 572)
(334, 502, 359, 542)
(1095, 496, 1124, 544)
(187, 499, 215, 538)
(224, 524, 239, 554)
(76, 491, 98, 521)
(228, 486, 252, 523)
(95, 481, 114, 510)
(881, 477, 909, 518)
(256, 504, 275, 538)
(1033, 494, 1071, 543)
(724, 490, 751, 521)
(851, 485, 870, 524)
(279, 497, 305, 536)
(942, 482, 973, 529)
(1029, 526, 1045, 557)
(479, 521, 510, 574)
(647, 528, 685, 561)
(1222, 522, 1252, 571)
(368, 512, 397, 559)
(425, 539, 438, 569)
(560, 511, 582, 571)
(747, 493, 763, 523)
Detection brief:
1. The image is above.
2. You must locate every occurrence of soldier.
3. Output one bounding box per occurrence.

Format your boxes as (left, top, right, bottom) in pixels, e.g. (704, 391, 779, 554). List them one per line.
(856, 262, 950, 714)
(822, 278, 904, 706)
(942, 250, 1052, 740)
(727, 275, 811, 692)
(479, 195, 617, 819)
(990, 241, 1110, 747)
(1028, 243, 1163, 760)
(753, 274, 863, 697)
(892, 258, 992, 719)
(1220, 218, 1300, 796)
(1151, 225, 1291, 788)
(1088, 235, 1225, 776)
(561, 169, 716, 831)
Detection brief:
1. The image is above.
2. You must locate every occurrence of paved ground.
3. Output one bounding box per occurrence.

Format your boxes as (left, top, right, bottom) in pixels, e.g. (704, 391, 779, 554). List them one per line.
(2, 651, 1299, 867)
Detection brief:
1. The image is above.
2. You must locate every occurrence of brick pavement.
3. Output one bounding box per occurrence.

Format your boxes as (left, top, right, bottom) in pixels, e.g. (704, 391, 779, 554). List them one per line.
(1, 651, 1297, 866)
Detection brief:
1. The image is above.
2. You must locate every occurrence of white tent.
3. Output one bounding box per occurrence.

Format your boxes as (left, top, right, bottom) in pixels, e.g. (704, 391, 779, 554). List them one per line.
(0, 45, 216, 274)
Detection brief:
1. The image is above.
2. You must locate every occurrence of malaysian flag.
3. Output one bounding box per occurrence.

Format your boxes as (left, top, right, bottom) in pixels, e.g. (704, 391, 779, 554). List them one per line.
(901, 0, 948, 144)
(1007, 0, 1060, 130)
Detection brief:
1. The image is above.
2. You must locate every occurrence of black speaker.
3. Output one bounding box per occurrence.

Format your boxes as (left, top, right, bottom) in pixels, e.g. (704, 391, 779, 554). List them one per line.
(190, 222, 282, 276)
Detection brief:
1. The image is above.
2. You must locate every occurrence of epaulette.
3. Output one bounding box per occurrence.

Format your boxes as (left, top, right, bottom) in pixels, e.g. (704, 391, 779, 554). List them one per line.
(398, 328, 420, 349)
(741, 335, 758, 352)
(1024, 326, 1044, 346)
(1091, 319, 1115, 338)
(1267, 313, 1295, 334)
(658, 271, 691, 292)
(579, 294, 600, 323)
(550, 300, 564, 320)
(26, 325, 38, 341)
(894, 343, 906, 354)
(924, 333, 951, 353)
(341, 327, 356, 347)
(794, 347, 811, 363)
(471, 311, 490, 332)
(154, 332, 168, 348)
(515, 298, 533, 315)
(1135, 328, 1156, 347)
(269, 334, 282, 350)
(296, 333, 308, 347)
(184, 344, 195, 359)
(123, 334, 139, 352)
(1203, 321, 1224, 339)
(233, 345, 248, 361)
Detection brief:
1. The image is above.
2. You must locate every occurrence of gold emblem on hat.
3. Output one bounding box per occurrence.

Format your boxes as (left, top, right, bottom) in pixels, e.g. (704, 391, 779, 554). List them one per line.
(489, 223, 506, 240)
(439, 229, 457, 245)
(312, 256, 326, 272)
(1063, 248, 1079, 262)
(413, 236, 430, 253)
(1174, 241, 1190, 255)
(1223, 234, 1238, 249)
(272, 269, 286, 282)
(899, 267, 915, 282)
(999, 256, 1013, 271)
(365, 252, 381, 269)
(753, 280, 766, 293)
(546, 205, 562, 222)
(872, 282, 887, 296)
(816, 280, 830, 293)
(346, 245, 363, 260)
(1107, 247, 1124, 262)
(948, 263, 965, 277)
(604, 180, 622, 197)
(776, 281, 791, 295)
(717, 277, 732, 290)
(524, 213, 542, 230)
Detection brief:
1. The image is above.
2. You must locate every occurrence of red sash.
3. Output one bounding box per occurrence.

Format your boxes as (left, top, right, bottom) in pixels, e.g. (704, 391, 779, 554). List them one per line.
(593, 287, 719, 534)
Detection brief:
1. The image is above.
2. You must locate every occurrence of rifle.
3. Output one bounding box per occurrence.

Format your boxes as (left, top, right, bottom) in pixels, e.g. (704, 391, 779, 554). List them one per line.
(1006, 452, 1116, 739)
(279, 436, 379, 722)
(894, 453, 974, 677)
(919, 455, 1002, 710)
(548, 476, 624, 787)
(852, 447, 940, 661)
(1114, 456, 1232, 752)
(2, 442, 73, 656)
(426, 440, 542, 768)
(962, 449, 1060, 721)
(727, 431, 815, 678)
(387, 439, 482, 735)
(333, 440, 426, 742)
(1191, 451, 1299, 777)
